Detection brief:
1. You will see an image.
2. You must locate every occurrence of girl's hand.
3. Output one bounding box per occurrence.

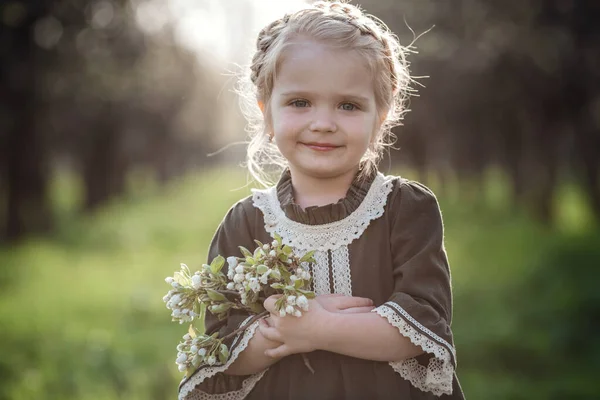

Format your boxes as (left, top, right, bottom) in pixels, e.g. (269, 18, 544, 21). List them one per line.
(259, 295, 329, 358)
(316, 294, 375, 314)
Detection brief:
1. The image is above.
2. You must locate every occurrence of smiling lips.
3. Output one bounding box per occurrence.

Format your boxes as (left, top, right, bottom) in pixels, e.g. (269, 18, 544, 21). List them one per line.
(302, 142, 340, 152)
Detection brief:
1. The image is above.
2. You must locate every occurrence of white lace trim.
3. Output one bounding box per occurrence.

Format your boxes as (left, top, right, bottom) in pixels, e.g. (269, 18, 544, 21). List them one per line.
(373, 302, 455, 396)
(312, 249, 331, 295)
(251, 173, 395, 252)
(331, 246, 352, 296)
(179, 316, 267, 400)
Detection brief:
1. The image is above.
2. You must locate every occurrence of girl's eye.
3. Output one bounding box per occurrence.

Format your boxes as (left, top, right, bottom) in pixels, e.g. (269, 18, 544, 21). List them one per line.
(340, 103, 357, 111)
(291, 100, 309, 108)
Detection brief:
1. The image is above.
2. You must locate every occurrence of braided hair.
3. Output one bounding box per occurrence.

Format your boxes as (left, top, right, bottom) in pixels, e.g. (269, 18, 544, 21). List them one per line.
(240, 1, 413, 186)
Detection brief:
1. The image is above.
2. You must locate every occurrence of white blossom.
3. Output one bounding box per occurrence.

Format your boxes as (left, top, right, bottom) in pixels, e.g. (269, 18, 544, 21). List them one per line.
(165, 277, 174, 284)
(290, 275, 298, 282)
(287, 295, 296, 306)
(245, 273, 253, 281)
(227, 269, 235, 280)
(272, 240, 278, 247)
(183, 334, 191, 341)
(162, 294, 170, 302)
(279, 309, 286, 317)
(176, 353, 187, 363)
(269, 250, 276, 257)
(191, 275, 202, 289)
(226, 282, 235, 290)
(227, 256, 238, 269)
(259, 272, 270, 284)
(297, 295, 309, 311)
(235, 265, 244, 274)
(263, 244, 270, 250)
(293, 310, 302, 318)
(207, 356, 216, 365)
(248, 278, 261, 293)
(178, 364, 187, 372)
(302, 271, 311, 280)
(233, 273, 244, 283)
(285, 305, 295, 314)
(198, 348, 207, 357)
(190, 345, 198, 353)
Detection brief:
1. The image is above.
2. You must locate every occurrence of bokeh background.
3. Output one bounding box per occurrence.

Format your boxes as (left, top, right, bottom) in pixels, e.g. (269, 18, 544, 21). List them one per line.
(1, 0, 599, 399)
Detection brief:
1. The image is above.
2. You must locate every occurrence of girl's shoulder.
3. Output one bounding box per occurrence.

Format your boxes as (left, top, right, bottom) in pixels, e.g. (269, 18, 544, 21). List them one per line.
(382, 173, 443, 224)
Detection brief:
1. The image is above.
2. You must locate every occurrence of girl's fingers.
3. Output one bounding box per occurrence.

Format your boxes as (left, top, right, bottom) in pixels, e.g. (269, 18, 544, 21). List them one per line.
(263, 295, 281, 313)
(332, 296, 374, 310)
(338, 306, 375, 314)
(264, 344, 290, 359)
(258, 322, 283, 342)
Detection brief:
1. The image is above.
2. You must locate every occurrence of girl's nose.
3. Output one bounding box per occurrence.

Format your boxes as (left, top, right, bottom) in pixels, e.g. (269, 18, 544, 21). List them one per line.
(309, 109, 337, 133)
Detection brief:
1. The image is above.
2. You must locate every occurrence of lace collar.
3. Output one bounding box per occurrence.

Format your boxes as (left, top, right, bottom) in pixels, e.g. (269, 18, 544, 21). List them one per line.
(252, 172, 395, 251)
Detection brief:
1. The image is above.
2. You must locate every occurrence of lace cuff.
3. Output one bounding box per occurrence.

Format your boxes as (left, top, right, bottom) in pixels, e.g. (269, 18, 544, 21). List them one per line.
(179, 316, 267, 400)
(373, 302, 455, 396)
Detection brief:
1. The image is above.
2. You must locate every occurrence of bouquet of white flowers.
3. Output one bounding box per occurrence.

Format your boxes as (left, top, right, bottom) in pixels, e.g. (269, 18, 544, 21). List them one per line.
(163, 234, 316, 376)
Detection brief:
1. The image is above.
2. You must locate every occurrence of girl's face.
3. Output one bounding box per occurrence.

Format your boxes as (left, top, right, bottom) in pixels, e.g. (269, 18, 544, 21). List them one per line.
(268, 39, 381, 181)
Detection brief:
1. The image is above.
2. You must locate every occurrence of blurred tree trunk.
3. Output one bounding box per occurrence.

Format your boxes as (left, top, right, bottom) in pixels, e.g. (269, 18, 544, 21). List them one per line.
(3, 1, 53, 242)
(82, 103, 129, 211)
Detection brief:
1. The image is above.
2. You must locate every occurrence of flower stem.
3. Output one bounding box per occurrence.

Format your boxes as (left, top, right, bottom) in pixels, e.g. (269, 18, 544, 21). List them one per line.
(221, 311, 269, 342)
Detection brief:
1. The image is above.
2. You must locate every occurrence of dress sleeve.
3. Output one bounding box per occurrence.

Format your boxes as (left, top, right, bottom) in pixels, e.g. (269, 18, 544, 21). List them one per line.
(372, 180, 457, 396)
(178, 199, 268, 400)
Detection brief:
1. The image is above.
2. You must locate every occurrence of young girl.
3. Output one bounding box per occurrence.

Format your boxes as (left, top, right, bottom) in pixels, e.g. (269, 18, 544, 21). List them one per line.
(179, 1, 464, 399)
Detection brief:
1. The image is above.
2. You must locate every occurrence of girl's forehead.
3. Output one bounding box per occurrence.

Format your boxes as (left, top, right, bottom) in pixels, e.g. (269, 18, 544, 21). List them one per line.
(274, 40, 375, 96)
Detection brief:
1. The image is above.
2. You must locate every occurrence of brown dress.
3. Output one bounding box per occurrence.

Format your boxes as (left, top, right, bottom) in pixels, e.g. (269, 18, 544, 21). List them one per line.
(179, 169, 465, 400)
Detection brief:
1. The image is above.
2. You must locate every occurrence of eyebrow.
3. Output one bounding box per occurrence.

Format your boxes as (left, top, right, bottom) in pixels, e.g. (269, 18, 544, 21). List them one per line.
(279, 92, 370, 104)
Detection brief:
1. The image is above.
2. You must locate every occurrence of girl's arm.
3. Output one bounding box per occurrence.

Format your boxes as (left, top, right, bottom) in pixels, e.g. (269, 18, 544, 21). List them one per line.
(260, 297, 423, 362)
(312, 311, 423, 361)
(224, 328, 282, 375)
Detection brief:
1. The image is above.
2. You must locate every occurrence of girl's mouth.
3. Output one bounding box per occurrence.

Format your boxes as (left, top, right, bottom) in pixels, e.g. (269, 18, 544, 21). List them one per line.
(302, 143, 340, 152)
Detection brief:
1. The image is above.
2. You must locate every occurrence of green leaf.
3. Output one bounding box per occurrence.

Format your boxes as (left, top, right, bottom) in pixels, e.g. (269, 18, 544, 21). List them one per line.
(239, 246, 253, 258)
(282, 245, 293, 255)
(278, 253, 289, 263)
(248, 301, 265, 314)
(188, 324, 197, 339)
(245, 256, 255, 264)
(209, 303, 232, 314)
(294, 279, 303, 289)
(270, 283, 285, 290)
(256, 264, 268, 274)
(210, 256, 225, 274)
(299, 250, 316, 263)
(219, 344, 229, 364)
(270, 268, 282, 280)
(196, 303, 207, 335)
(206, 289, 228, 302)
(254, 240, 264, 249)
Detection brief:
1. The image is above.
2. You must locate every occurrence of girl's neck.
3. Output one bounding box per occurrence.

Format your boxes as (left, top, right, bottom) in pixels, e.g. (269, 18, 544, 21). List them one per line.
(288, 167, 359, 210)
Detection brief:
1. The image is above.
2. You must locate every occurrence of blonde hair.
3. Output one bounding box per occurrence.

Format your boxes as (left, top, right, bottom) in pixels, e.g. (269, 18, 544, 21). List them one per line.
(238, 0, 414, 186)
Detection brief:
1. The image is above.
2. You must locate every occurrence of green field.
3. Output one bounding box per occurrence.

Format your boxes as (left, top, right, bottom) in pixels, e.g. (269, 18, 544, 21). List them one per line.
(1, 167, 598, 400)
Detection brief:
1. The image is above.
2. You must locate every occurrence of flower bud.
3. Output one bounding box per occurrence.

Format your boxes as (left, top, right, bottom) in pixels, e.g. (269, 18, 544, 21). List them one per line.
(287, 295, 296, 305)
(285, 305, 295, 314)
(183, 334, 191, 341)
(190, 345, 198, 353)
(290, 275, 298, 282)
(279, 309, 286, 317)
(226, 282, 235, 290)
(207, 356, 216, 365)
(269, 250, 276, 257)
(233, 274, 244, 283)
(191, 275, 201, 289)
(297, 295, 309, 311)
(226, 256, 238, 269)
(178, 364, 187, 372)
(176, 353, 187, 363)
(165, 277, 174, 284)
(235, 265, 244, 274)
(293, 310, 302, 318)
(263, 244, 270, 250)
(272, 240, 278, 247)
(198, 348, 207, 357)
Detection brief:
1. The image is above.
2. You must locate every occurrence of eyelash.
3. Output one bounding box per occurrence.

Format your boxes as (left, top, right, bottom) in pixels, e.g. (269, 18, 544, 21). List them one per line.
(289, 99, 360, 111)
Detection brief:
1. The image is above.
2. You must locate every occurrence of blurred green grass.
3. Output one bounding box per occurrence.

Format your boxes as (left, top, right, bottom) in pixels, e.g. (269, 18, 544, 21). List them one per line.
(0, 167, 598, 400)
